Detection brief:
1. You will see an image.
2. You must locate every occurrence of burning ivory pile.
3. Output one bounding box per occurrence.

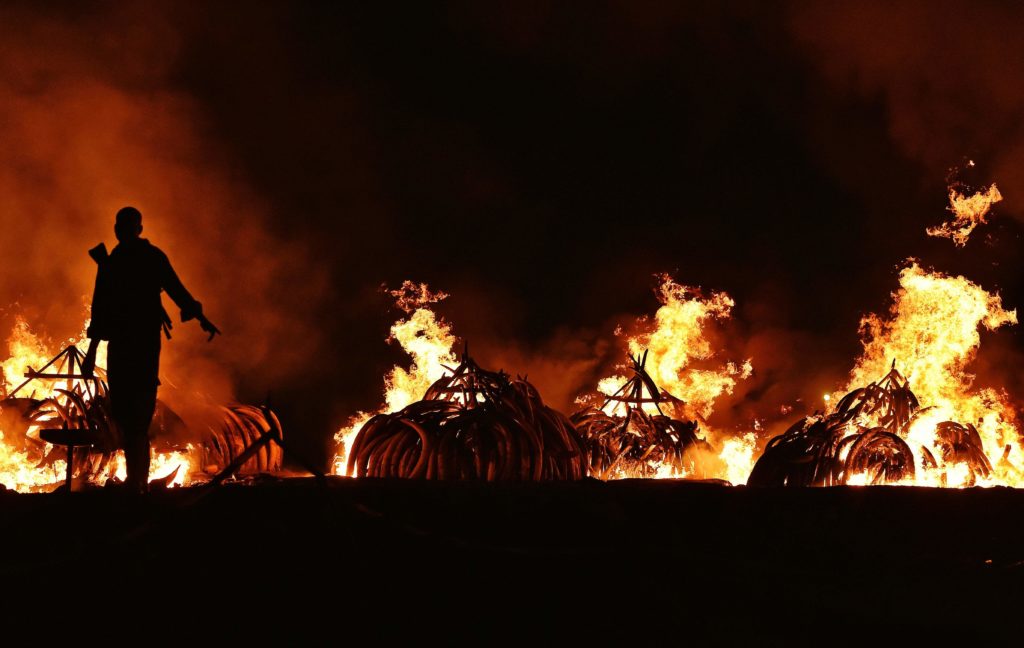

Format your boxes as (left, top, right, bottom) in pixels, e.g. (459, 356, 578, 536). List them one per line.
(571, 351, 713, 479)
(0, 343, 284, 491)
(347, 353, 587, 480)
(749, 363, 994, 487)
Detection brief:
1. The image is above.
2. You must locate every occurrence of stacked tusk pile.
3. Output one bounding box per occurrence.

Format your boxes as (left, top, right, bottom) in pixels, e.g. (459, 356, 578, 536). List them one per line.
(748, 363, 992, 486)
(1, 344, 286, 488)
(347, 353, 587, 480)
(200, 404, 285, 475)
(571, 351, 712, 480)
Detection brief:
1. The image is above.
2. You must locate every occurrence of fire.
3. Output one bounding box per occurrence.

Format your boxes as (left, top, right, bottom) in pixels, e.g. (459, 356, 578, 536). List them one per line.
(833, 262, 1022, 486)
(111, 446, 195, 488)
(0, 318, 196, 492)
(331, 282, 458, 474)
(599, 275, 751, 420)
(1, 317, 107, 400)
(591, 275, 753, 481)
(718, 432, 757, 485)
(0, 318, 52, 396)
(926, 183, 1002, 246)
(0, 441, 67, 491)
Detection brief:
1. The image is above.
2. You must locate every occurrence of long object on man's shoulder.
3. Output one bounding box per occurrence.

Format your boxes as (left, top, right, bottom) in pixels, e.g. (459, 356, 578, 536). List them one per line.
(88, 242, 108, 264)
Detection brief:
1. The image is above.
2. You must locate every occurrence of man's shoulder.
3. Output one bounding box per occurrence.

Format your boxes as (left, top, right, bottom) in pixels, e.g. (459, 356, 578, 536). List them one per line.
(142, 240, 169, 260)
(110, 240, 169, 266)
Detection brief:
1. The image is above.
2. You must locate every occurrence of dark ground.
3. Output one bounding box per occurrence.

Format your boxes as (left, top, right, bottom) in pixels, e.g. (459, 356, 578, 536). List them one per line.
(1, 478, 1022, 645)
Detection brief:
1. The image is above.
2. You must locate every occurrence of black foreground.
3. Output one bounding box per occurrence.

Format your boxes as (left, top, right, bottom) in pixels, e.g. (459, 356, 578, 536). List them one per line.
(1, 478, 1021, 644)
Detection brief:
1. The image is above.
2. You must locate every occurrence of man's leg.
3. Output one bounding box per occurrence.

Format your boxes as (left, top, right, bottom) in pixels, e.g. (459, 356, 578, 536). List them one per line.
(107, 333, 161, 492)
(121, 383, 157, 491)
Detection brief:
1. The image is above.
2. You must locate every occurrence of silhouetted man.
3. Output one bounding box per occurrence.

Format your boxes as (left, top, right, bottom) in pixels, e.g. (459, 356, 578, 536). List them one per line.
(83, 206, 219, 493)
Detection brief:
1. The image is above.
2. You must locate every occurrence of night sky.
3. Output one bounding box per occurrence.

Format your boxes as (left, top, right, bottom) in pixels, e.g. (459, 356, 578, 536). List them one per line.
(3, 1, 1024, 466)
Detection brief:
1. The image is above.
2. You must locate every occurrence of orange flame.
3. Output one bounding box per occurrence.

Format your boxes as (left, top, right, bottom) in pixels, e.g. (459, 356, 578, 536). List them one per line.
(595, 275, 754, 481)
(926, 183, 1002, 246)
(331, 283, 457, 475)
(0, 318, 195, 492)
(599, 275, 751, 420)
(834, 262, 1022, 486)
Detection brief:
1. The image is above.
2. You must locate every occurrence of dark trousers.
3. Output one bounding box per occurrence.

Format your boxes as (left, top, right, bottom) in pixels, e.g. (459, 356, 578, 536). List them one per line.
(107, 331, 161, 489)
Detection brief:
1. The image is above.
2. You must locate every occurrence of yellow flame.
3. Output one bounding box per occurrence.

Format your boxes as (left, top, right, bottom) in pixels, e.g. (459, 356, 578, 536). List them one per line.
(719, 432, 757, 485)
(331, 284, 457, 475)
(595, 275, 753, 480)
(926, 184, 1002, 246)
(1, 318, 195, 492)
(111, 446, 195, 488)
(832, 262, 1023, 487)
(606, 275, 751, 419)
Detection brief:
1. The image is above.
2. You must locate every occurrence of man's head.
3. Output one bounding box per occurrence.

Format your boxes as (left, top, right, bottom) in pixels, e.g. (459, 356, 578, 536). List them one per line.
(114, 206, 143, 242)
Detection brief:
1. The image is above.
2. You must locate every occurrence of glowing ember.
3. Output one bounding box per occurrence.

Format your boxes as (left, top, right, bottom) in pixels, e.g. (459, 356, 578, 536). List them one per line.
(331, 282, 458, 475)
(926, 183, 1002, 246)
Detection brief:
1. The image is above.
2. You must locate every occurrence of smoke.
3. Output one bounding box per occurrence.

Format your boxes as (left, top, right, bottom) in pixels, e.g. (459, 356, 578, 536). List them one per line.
(788, 1, 1024, 215)
(7, 1, 1024, 470)
(0, 4, 325, 407)
(788, 0, 1024, 406)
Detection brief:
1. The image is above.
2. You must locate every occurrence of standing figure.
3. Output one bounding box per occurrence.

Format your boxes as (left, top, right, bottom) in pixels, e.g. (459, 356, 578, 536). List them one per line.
(83, 206, 219, 493)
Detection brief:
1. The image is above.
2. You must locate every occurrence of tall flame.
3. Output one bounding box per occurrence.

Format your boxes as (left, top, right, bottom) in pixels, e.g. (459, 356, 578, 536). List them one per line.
(599, 275, 751, 420)
(331, 282, 458, 475)
(837, 262, 1022, 486)
(595, 275, 754, 481)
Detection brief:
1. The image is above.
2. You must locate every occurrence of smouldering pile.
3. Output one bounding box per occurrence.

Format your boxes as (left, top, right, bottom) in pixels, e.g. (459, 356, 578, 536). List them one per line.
(572, 352, 711, 479)
(748, 363, 993, 486)
(347, 354, 587, 480)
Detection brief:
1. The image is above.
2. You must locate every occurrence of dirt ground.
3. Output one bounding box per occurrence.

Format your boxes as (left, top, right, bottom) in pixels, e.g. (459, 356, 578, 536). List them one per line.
(1, 478, 1020, 644)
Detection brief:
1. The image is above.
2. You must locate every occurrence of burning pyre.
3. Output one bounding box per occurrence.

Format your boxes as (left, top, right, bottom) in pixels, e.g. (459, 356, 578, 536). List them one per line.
(752, 261, 1024, 487)
(581, 276, 757, 482)
(749, 363, 991, 486)
(347, 352, 586, 480)
(571, 351, 712, 479)
(0, 319, 285, 491)
(333, 278, 758, 483)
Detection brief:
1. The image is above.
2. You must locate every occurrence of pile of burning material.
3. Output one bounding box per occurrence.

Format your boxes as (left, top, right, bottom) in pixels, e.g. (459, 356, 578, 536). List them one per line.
(199, 404, 285, 475)
(347, 352, 586, 480)
(572, 351, 712, 479)
(748, 363, 993, 487)
(0, 342, 285, 491)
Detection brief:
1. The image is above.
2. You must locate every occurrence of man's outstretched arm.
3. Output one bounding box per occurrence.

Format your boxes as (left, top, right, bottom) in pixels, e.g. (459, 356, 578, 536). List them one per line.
(159, 252, 221, 341)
